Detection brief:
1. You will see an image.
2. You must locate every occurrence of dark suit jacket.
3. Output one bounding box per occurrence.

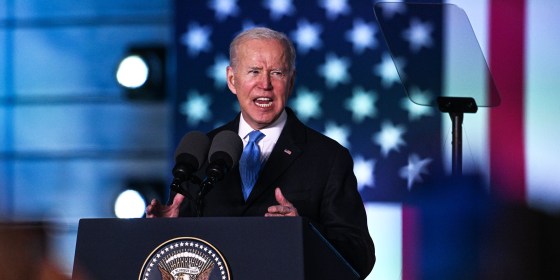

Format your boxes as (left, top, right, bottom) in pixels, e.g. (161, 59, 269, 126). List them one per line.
(178, 108, 375, 278)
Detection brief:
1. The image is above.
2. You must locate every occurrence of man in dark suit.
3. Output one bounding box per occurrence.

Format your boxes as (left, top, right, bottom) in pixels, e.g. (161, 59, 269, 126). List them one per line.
(147, 26, 375, 278)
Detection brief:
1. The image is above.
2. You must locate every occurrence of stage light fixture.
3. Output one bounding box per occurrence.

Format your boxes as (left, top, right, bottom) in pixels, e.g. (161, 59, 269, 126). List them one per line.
(114, 189, 146, 218)
(116, 46, 166, 101)
(113, 179, 166, 218)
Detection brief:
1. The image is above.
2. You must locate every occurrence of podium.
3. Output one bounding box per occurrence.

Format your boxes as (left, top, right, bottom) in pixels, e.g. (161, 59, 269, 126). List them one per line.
(72, 217, 359, 279)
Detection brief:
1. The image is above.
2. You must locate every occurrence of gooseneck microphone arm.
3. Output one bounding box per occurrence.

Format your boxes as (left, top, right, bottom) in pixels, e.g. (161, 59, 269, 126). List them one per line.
(194, 158, 230, 217)
(170, 168, 202, 202)
(198, 159, 228, 197)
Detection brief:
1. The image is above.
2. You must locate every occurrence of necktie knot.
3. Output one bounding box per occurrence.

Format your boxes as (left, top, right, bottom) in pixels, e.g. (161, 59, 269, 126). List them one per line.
(240, 130, 265, 200)
(247, 130, 265, 145)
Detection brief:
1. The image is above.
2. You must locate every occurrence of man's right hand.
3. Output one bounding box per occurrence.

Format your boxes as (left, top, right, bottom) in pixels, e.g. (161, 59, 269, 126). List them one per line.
(145, 193, 185, 218)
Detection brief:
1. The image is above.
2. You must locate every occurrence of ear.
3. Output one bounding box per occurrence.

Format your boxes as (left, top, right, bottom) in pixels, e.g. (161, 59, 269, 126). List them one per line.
(226, 66, 237, 94)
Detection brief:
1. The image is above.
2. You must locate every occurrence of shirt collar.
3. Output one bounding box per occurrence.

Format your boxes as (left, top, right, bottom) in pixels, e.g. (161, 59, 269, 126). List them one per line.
(238, 110, 287, 141)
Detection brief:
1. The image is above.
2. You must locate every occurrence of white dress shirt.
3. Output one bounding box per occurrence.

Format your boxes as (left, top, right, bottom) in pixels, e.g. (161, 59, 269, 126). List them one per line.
(238, 110, 287, 164)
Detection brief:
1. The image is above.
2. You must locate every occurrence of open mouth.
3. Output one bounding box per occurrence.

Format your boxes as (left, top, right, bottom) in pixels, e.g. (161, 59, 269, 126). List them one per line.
(254, 97, 273, 108)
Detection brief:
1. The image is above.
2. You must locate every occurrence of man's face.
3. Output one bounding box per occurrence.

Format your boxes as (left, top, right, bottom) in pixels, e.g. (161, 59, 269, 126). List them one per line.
(227, 38, 295, 130)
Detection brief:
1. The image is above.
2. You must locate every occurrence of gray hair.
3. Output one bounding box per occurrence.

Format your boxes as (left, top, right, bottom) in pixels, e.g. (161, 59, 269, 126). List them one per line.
(229, 27, 296, 73)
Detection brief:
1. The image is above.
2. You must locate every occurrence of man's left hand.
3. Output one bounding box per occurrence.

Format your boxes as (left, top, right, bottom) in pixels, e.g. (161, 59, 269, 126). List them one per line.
(265, 187, 299, 217)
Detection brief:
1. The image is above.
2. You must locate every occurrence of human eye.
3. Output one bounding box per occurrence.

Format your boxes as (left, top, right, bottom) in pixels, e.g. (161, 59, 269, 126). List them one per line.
(270, 70, 285, 78)
(247, 68, 261, 75)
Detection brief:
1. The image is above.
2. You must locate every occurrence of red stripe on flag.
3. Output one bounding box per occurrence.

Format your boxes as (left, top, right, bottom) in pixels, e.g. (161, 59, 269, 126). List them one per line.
(402, 205, 419, 280)
(488, 0, 527, 202)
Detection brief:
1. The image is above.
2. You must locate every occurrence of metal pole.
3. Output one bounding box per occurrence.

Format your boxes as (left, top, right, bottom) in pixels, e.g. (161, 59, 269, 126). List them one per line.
(450, 112, 463, 177)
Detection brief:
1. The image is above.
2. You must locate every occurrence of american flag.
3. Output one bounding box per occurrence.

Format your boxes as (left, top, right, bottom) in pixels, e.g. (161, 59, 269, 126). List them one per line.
(173, 0, 445, 203)
(172, 0, 560, 279)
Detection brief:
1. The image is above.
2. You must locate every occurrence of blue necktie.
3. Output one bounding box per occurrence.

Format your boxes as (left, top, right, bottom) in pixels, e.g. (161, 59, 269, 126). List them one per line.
(240, 130, 265, 200)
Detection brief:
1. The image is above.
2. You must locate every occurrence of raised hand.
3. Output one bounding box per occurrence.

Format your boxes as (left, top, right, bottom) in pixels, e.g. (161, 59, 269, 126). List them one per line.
(145, 193, 185, 218)
(265, 187, 299, 217)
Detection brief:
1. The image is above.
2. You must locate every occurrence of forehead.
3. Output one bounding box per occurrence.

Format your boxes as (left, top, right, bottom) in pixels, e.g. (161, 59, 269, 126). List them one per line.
(236, 39, 288, 66)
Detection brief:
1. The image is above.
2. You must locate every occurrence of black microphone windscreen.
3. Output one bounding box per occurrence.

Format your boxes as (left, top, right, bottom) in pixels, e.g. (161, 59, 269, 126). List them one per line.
(174, 131, 210, 170)
(208, 130, 243, 169)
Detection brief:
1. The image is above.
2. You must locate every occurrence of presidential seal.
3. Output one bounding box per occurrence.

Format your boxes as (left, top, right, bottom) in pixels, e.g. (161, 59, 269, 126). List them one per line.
(139, 237, 231, 280)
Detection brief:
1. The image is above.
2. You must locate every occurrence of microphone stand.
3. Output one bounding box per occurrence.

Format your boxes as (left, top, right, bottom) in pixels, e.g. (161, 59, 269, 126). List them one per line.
(195, 178, 216, 217)
(169, 175, 201, 206)
(195, 160, 230, 217)
(168, 163, 230, 217)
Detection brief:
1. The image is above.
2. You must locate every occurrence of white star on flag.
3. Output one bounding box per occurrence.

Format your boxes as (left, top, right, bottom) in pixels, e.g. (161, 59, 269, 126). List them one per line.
(373, 121, 406, 157)
(207, 54, 229, 88)
(378, 0, 406, 19)
(345, 19, 378, 54)
(264, 0, 295, 20)
(399, 153, 432, 190)
(403, 18, 434, 53)
(291, 20, 323, 54)
(319, 0, 351, 20)
(291, 87, 323, 121)
(400, 87, 434, 121)
(323, 121, 351, 148)
(318, 53, 351, 88)
(374, 52, 405, 88)
(180, 91, 213, 126)
(354, 156, 376, 191)
(209, 0, 240, 21)
(344, 87, 377, 123)
(181, 23, 212, 57)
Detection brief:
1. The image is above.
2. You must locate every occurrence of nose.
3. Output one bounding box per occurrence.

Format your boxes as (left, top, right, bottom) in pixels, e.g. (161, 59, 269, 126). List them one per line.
(258, 73, 272, 90)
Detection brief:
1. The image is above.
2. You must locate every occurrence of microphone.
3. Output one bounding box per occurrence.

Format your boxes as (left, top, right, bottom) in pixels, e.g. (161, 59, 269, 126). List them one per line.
(190, 130, 241, 217)
(170, 131, 210, 195)
(205, 130, 243, 183)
